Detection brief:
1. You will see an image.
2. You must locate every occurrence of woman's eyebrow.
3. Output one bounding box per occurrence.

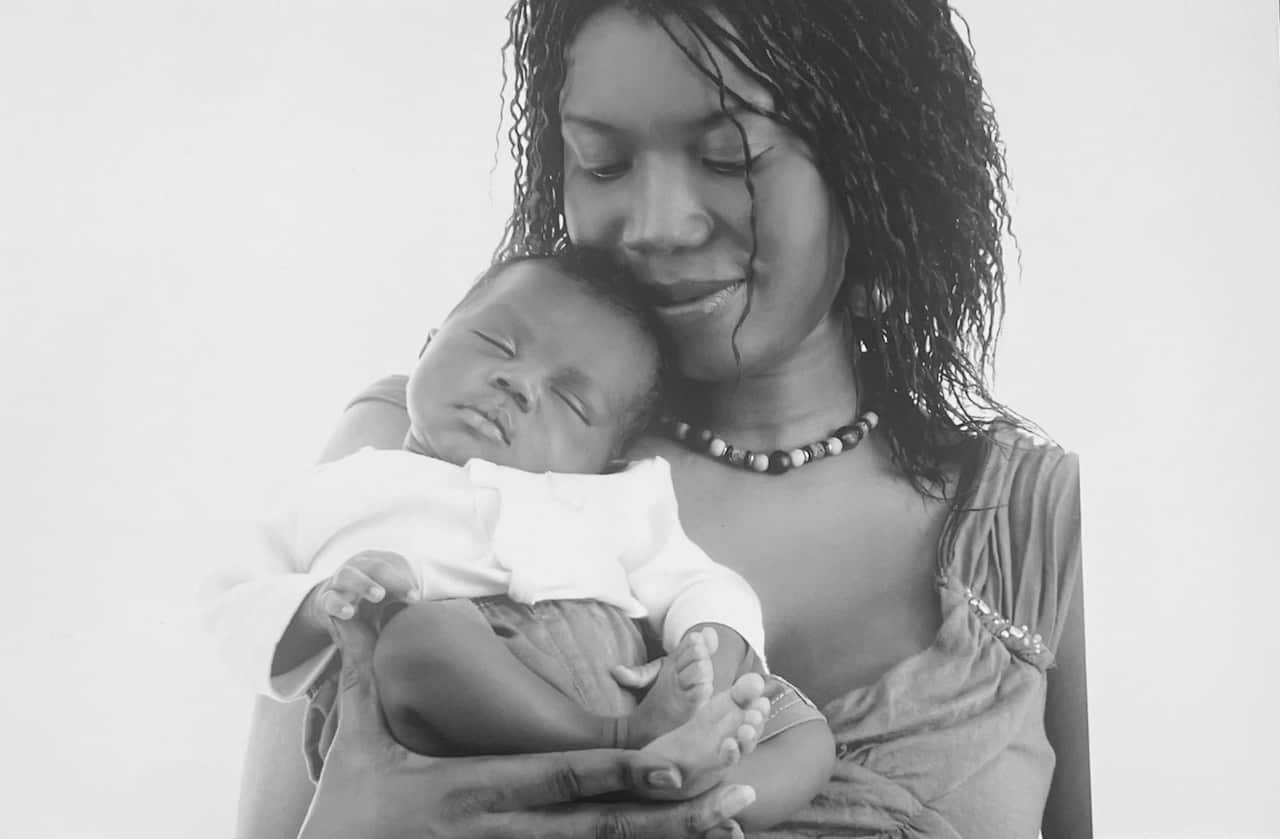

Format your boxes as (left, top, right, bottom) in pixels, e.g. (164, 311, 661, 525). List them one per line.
(561, 104, 767, 135)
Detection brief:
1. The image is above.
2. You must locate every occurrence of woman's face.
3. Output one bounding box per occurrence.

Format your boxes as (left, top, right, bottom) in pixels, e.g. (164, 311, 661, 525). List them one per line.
(560, 6, 850, 382)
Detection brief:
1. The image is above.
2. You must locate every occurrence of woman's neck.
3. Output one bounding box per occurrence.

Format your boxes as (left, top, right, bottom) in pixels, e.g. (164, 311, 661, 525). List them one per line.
(676, 315, 862, 453)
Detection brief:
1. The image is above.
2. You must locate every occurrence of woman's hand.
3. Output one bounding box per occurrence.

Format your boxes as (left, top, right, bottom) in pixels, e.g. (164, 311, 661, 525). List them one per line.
(301, 612, 756, 839)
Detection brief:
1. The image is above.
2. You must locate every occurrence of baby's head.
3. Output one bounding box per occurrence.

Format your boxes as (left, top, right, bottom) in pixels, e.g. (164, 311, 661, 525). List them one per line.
(405, 247, 667, 474)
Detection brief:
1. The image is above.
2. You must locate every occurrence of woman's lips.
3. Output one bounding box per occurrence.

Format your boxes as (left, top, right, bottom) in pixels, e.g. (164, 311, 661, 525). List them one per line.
(652, 281, 745, 326)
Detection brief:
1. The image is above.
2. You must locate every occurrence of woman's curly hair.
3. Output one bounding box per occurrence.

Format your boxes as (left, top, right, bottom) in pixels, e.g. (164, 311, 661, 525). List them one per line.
(495, 0, 1031, 492)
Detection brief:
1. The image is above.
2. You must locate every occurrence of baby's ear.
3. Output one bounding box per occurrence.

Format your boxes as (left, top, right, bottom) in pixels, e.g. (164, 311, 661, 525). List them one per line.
(417, 328, 440, 358)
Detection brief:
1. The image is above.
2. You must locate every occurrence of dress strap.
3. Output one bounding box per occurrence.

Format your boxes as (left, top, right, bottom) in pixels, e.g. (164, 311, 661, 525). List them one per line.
(939, 425, 1082, 665)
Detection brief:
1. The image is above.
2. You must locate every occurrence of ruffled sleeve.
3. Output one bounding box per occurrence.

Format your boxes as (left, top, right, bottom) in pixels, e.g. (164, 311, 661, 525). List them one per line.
(941, 426, 1082, 667)
(614, 458, 768, 664)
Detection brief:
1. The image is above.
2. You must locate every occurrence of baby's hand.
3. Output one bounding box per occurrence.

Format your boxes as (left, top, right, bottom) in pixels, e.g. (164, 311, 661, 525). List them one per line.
(306, 550, 420, 626)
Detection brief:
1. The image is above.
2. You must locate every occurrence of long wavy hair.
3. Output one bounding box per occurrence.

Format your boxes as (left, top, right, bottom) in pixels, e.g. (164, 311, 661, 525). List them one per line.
(494, 0, 1031, 492)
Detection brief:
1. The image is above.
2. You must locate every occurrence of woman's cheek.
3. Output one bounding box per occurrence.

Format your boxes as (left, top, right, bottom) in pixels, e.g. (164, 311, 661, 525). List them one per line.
(564, 178, 618, 248)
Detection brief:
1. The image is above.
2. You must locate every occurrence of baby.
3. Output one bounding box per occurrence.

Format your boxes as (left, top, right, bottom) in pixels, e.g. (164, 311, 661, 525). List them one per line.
(207, 248, 834, 829)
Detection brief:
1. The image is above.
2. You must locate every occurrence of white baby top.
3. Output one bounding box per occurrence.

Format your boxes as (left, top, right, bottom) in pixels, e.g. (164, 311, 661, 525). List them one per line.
(205, 449, 765, 700)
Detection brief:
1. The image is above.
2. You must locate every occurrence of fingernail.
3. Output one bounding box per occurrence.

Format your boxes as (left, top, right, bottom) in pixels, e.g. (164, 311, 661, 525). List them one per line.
(646, 769, 680, 790)
(369, 586, 385, 602)
(720, 785, 755, 812)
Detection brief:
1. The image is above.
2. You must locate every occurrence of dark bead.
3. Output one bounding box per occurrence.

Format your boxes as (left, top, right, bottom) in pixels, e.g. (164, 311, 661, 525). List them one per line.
(727, 447, 746, 467)
(768, 450, 791, 474)
(697, 428, 714, 445)
(808, 442, 826, 460)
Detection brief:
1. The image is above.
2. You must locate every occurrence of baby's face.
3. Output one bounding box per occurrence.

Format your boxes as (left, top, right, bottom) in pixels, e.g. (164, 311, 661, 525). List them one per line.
(405, 261, 658, 474)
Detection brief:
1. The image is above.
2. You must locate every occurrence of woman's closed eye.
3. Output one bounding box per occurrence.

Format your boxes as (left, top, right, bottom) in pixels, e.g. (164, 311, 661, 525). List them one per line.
(582, 160, 629, 182)
(703, 147, 770, 176)
(473, 330, 515, 356)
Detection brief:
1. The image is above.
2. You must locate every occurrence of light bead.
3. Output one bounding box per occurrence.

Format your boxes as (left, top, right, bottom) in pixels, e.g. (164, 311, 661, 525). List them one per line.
(662, 410, 877, 475)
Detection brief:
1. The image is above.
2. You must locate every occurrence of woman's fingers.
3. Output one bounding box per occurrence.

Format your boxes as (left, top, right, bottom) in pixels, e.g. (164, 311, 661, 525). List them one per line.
(480, 749, 681, 811)
(703, 820, 745, 839)
(327, 612, 395, 747)
(479, 784, 756, 839)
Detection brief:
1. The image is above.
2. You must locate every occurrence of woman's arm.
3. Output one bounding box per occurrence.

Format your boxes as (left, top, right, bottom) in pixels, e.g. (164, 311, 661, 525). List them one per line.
(315, 397, 411, 464)
(303, 607, 757, 839)
(235, 395, 411, 839)
(1041, 568, 1092, 839)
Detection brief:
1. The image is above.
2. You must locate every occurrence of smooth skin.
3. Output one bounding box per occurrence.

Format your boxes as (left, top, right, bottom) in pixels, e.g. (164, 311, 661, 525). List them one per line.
(236, 6, 1090, 838)
(236, 404, 752, 839)
(559, 10, 1091, 836)
(299, 607, 760, 839)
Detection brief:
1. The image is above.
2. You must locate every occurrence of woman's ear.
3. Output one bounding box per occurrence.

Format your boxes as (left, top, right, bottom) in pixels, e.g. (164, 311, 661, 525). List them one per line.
(417, 328, 439, 358)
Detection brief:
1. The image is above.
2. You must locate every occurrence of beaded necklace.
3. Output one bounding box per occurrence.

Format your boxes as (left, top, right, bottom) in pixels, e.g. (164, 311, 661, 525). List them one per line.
(659, 410, 879, 475)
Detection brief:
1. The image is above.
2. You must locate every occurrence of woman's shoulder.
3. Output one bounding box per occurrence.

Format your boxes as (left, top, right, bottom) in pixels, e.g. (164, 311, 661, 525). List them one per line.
(318, 375, 411, 463)
(943, 421, 1082, 653)
(346, 373, 409, 411)
(957, 421, 1078, 507)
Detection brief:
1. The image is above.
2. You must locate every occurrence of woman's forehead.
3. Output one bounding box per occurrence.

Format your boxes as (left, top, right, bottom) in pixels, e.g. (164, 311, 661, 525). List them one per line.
(560, 6, 773, 134)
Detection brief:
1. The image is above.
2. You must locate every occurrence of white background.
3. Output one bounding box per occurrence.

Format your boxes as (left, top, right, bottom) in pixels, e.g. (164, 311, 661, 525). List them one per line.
(2, 2, 1277, 837)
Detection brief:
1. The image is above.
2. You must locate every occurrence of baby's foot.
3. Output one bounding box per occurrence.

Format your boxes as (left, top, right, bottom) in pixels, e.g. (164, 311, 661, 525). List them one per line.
(639, 673, 771, 800)
(623, 626, 719, 746)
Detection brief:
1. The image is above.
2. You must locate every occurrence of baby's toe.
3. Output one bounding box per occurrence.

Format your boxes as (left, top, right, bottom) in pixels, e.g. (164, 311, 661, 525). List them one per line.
(677, 657, 715, 702)
(716, 736, 742, 768)
(674, 632, 709, 670)
(735, 723, 761, 755)
(728, 672, 766, 706)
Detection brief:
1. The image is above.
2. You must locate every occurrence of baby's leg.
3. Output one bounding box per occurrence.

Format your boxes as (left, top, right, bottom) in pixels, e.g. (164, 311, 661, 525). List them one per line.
(375, 600, 771, 802)
(373, 599, 631, 755)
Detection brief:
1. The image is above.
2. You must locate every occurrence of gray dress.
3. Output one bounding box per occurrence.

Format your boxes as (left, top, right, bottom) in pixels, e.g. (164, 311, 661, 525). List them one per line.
(762, 425, 1082, 838)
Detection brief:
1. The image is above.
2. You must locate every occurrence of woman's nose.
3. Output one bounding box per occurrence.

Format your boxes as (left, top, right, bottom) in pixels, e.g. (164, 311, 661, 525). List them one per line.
(620, 158, 712, 255)
(490, 369, 537, 412)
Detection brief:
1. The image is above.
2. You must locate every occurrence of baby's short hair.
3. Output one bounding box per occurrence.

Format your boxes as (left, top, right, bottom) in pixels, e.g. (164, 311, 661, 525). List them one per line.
(448, 245, 670, 456)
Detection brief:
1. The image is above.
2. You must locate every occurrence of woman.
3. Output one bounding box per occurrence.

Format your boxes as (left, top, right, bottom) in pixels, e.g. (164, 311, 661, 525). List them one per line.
(239, 2, 1089, 837)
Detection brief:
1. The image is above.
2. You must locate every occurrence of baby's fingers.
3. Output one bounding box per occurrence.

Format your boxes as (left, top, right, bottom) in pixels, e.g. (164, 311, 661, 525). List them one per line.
(318, 588, 361, 620)
(324, 566, 384, 618)
(349, 550, 421, 602)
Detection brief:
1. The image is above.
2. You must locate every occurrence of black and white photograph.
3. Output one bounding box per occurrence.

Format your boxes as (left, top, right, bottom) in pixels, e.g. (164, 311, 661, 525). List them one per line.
(2, 2, 1277, 837)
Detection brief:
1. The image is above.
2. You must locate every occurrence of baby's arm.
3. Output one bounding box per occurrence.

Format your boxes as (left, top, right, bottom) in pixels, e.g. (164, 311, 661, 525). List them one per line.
(204, 453, 422, 699)
(723, 707, 835, 831)
(684, 625, 835, 832)
(272, 549, 420, 675)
